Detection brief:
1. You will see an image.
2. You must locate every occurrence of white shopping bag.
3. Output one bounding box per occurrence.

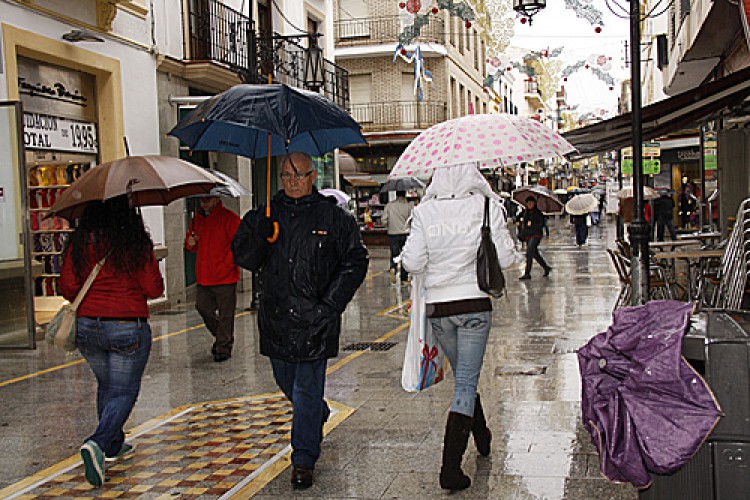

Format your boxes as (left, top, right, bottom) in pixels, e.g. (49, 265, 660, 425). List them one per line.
(401, 274, 449, 392)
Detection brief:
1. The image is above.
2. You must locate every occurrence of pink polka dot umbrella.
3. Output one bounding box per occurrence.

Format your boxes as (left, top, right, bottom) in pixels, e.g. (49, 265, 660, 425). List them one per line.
(388, 114, 576, 179)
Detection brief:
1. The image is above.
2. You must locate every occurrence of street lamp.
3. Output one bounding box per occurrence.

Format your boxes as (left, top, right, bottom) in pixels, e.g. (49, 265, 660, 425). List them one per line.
(304, 34, 326, 92)
(627, 0, 650, 304)
(513, 0, 547, 24)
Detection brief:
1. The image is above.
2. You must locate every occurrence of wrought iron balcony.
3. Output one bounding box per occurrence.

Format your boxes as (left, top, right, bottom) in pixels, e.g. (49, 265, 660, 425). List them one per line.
(350, 101, 447, 133)
(334, 16, 445, 46)
(185, 0, 350, 109)
(185, 0, 256, 77)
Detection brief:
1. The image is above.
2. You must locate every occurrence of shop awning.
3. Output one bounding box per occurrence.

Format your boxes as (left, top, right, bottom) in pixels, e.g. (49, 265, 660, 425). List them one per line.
(564, 65, 750, 158)
(343, 175, 380, 187)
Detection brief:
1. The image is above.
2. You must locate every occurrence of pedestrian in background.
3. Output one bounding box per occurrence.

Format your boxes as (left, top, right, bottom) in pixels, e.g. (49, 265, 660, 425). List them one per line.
(518, 196, 552, 279)
(231, 152, 368, 489)
(60, 196, 164, 488)
(572, 213, 589, 246)
(185, 195, 241, 362)
(653, 191, 677, 241)
(382, 190, 414, 285)
(401, 163, 522, 491)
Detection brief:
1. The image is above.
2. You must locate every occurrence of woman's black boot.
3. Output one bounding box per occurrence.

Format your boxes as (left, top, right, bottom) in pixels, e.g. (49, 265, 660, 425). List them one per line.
(440, 412, 473, 491)
(472, 394, 492, 457)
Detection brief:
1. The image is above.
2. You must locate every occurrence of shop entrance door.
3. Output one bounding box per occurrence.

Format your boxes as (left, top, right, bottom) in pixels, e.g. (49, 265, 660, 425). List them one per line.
(0, 102, 35, 349)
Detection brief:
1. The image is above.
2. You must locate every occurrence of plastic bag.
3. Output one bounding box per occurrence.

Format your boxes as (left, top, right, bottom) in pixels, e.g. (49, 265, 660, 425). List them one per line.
(402, 274, 448, 392)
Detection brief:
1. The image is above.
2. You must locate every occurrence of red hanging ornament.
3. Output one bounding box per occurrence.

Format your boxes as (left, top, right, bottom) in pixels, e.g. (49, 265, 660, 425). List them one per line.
(506, 66, 512, 71)
(400, 48, 408, 56)
(399, 2, 406, 8)
(563, 77, 568, 82)
(595, 26, 602, 34)
(465, 21, 472, 28)
(406, 0, 421, 14)
(520, 17, 527, 24)
(609, 86, 614, 91)
(432, 7, 439, 13)
(585, 64, 590, 69)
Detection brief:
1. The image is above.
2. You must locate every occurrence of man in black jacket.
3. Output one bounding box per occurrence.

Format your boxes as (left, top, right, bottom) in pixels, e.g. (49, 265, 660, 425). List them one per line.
(518, 196, 551, 279)
(653, 192, 677, 241)
(232, 152, 369, 489)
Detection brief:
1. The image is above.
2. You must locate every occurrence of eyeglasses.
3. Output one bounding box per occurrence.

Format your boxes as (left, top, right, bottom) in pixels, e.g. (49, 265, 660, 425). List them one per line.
(280, 170, 314, 181)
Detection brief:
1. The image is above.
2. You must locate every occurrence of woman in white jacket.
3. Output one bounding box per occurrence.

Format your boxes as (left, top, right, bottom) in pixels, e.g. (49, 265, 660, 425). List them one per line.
(401, 163, 522, 491)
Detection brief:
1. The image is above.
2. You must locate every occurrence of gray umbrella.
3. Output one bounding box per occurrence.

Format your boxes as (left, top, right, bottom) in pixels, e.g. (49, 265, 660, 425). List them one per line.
(512, 185, 564, 214)
(196, 170, 251, 197)
(380, 177, 426, 193)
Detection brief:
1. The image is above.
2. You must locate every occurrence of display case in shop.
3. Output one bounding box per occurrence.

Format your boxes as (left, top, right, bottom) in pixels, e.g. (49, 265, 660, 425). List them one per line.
(26, 152, 94, 299)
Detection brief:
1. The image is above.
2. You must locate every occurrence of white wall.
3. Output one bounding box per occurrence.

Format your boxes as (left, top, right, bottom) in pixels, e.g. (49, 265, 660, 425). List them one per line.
(0, 2, 164, 245)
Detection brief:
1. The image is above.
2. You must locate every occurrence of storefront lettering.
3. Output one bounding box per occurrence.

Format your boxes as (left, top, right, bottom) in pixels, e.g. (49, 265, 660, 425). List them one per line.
(18, 77, 88, 107)
(22, 112, 98, 154)
(677, 150, 700, 161)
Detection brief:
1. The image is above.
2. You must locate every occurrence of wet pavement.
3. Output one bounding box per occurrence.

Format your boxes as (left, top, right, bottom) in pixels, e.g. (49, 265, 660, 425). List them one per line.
(0, 217, 637, 499)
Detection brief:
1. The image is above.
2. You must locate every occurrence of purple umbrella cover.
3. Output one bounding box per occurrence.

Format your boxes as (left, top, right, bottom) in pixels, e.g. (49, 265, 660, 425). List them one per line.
(577, 300, 721, 488)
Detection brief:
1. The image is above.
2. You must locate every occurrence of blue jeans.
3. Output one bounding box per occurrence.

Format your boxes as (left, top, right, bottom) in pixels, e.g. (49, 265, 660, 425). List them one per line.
(270, 358, 330, 468)
(76, 317, 152, 457)
(430, 311, 491, 416)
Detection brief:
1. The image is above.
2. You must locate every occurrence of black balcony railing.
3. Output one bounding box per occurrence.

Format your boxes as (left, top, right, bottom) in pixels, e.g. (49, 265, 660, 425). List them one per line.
(255, 34, 350, 109)
(185, 0, 349, 109)
(334, 16, 445, 45)
(186, 0, 256, 76)
(349, 101, 447, 132)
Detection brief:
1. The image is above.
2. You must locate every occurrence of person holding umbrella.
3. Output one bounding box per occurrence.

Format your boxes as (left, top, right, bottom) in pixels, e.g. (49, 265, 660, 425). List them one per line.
(231, 152, 369, 489)
(382, 190, 415, 285)
(400, 163, 522, 491)
(185, 195, 241, 362)
(518, 197, 552, 279)
(59, 196, 164, 488)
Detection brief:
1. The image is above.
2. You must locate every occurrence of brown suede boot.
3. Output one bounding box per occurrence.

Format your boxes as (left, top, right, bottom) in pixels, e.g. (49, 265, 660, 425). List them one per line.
(439, 412, 473, 491)
(472, 394, 492, 457)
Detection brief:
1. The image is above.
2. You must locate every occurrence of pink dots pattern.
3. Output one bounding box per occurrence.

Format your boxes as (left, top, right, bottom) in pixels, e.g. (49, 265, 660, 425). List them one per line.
(387, 114, 575, 179)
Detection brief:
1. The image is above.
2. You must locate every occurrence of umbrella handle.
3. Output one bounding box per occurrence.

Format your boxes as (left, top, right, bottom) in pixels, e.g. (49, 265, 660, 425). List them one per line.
(265, 131, 279, 243)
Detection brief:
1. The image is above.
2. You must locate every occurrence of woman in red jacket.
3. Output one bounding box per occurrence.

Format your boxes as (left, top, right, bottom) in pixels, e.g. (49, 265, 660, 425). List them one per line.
(60, 195, 164, 488)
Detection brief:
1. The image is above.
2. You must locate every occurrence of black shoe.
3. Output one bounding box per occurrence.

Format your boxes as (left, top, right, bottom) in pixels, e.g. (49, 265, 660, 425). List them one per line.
(291, 465, 314, 489)
(213, 353, 231, 362)
(543, 267, 552, 277)
(519, 274, 531, 280)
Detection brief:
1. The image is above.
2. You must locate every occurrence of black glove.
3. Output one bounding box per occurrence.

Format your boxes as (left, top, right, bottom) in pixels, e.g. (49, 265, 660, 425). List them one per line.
(257, 217, 276, 241)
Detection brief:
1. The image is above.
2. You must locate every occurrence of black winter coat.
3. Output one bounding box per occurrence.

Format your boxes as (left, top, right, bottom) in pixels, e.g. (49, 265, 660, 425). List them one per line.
(519, 207, 545, 240)
(232, 189, 369, 362)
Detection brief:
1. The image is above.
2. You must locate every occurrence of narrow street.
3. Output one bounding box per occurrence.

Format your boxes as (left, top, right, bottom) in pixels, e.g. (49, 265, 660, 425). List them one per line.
(0, 218, 636, 499)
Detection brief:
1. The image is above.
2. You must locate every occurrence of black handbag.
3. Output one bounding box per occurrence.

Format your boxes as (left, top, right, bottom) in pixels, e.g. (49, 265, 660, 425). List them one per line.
(477, 197, 506, 298)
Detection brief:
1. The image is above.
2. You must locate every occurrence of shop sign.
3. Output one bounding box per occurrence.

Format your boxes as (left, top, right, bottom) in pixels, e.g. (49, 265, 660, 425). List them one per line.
(620, 144, 661, 175)
(703, 130, 717, 171)
(23, 112, 98, 154)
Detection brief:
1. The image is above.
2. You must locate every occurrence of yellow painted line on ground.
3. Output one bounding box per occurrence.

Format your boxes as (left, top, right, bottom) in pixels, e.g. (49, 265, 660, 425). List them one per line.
(232, 400, 354, 499)
(0, 311, 254, 389)
(0, 297, 409, 498)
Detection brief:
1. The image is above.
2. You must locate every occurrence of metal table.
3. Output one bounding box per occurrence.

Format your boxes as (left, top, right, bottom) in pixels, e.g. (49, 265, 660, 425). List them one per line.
(652, 249, 724, 302)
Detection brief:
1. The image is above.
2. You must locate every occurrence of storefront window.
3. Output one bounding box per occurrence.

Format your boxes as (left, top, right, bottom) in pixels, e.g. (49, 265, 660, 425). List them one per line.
(313, 152, 335, 189)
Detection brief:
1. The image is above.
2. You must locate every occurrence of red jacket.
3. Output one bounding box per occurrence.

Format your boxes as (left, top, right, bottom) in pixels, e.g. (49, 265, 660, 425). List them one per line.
(185, 202, 241, 286)
(60, 250, 164, 318)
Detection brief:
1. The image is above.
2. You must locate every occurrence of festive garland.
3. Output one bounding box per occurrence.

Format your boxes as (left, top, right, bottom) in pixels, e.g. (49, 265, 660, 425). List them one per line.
(393, 45, 434, 100)
(398, 0, 475, 45)
(562, 54, 616, 89)
(563, 0, 605, 31)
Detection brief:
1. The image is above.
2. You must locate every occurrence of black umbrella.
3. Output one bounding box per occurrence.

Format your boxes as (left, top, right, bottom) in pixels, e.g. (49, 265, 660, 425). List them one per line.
(380, 177, 425, 193)
(168, 84, 366, 241)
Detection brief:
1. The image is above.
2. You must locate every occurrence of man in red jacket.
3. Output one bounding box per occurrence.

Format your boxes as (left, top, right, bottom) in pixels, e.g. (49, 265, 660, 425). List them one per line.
(185, 196, 241, 362)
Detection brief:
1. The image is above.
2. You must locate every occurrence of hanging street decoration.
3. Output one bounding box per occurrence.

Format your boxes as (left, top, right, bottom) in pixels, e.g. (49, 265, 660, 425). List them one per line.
(393, 45, 434, 100)
(562, 54, 616, 89)
(563, 0, 605, 32)
(396, 0, 514, 59)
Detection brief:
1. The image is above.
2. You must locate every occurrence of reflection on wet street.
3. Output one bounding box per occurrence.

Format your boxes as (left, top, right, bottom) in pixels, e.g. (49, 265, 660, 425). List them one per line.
(0, 217, 636, 499)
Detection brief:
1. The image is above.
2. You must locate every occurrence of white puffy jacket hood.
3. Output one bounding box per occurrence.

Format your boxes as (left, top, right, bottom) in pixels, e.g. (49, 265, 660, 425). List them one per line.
(401, 163, 523, 303)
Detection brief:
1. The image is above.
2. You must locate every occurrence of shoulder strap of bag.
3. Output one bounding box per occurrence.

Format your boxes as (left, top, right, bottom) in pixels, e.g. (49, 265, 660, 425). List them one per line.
(483, 196, 491, 230)
(70, 256, 107, 311)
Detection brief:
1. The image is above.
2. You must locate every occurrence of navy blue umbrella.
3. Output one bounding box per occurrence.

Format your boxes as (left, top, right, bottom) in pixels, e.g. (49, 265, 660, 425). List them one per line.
(168, 83, 366, 242)
(168, 83, 366, 158)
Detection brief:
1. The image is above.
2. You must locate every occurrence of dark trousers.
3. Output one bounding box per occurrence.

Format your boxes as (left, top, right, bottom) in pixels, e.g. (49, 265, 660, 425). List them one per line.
(270, 358, 330, 468)
(525, 237, 550, 275)
(656, 219, 677, 241)
(389, 234, 408, 281)
(575, 223, 588, 246)
(196, 283, 237, 355)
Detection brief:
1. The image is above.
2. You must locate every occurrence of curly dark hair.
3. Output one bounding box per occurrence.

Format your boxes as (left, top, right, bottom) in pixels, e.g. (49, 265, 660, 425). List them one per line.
(66, 195, 154, 279)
